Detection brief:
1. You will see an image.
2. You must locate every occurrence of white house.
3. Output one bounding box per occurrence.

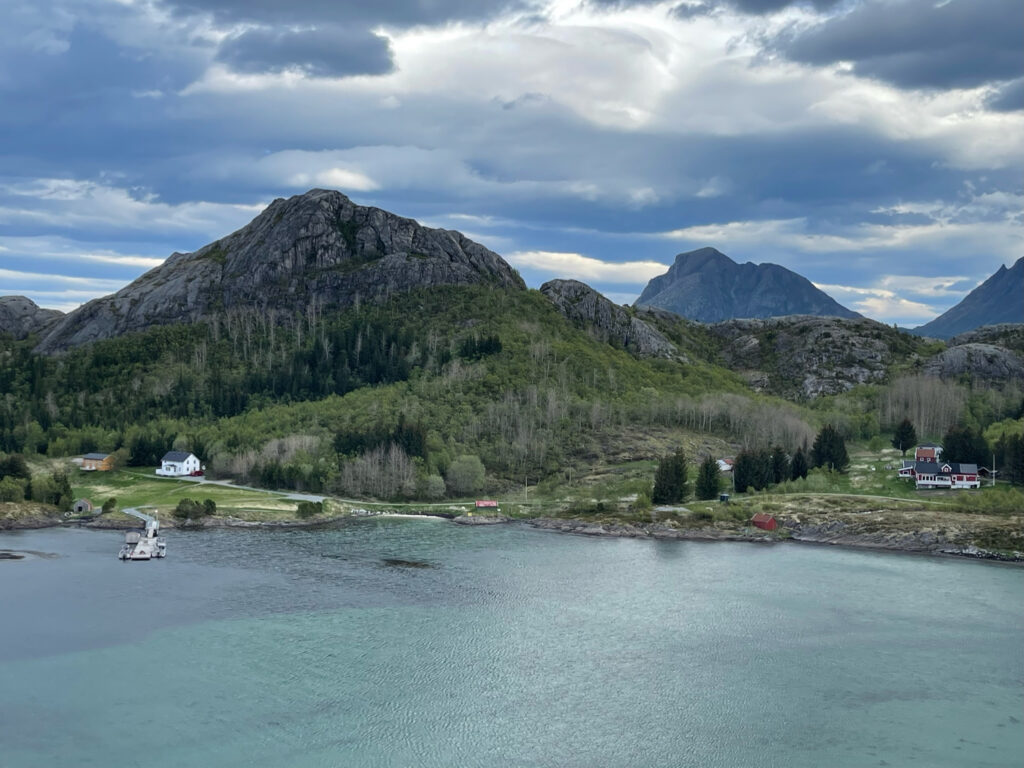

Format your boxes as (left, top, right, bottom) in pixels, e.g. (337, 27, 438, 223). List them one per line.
(912, 461, 980, 490)
(156, 451, 202, 477)
(716, 458, 734, 473)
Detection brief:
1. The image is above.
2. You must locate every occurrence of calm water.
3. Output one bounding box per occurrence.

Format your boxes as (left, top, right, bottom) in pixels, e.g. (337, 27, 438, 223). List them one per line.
(1, 521, 1021, 768)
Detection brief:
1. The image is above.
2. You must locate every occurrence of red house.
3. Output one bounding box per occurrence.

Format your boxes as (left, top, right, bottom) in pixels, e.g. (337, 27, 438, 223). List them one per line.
(475, 500, 499, 510)
(751, 513, 778, 531)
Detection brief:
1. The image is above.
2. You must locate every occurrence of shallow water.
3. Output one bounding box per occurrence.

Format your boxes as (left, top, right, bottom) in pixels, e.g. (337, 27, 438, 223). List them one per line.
(1, 521, 1021, 767)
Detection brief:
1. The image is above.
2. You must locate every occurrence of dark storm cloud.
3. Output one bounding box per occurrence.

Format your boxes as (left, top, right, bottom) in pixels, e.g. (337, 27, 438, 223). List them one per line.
(157, 0, 528, 26)
(987, 79, 1024, 112)
(216, 26, 393, 77)
(779, 0, 1023, 89)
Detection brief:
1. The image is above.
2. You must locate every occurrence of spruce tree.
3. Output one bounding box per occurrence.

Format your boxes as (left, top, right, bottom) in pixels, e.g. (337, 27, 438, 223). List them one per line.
(770, 445, 789, 485)
(811, 424, 849, 472)
(891, 418, 917, 456)
(695, 455, 721, 500)
(790, 446, 809, 480)
(733, 449, 755, 494)
(652, 449, 689, 503)
(942, 425, 989, 466)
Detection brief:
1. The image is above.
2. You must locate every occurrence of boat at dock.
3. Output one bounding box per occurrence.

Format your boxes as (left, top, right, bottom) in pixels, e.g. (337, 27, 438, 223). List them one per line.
(117, 509, 166, 561)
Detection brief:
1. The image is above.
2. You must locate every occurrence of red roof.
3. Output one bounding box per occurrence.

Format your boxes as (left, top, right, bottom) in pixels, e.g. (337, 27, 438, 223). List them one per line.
(751, 513, 778, 531)
(475, 500, 499, 508)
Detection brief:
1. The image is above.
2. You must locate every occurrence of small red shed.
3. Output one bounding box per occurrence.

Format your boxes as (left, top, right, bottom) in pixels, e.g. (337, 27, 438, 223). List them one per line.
(751, 513, 778, 531)
(475, 500, 499, 510)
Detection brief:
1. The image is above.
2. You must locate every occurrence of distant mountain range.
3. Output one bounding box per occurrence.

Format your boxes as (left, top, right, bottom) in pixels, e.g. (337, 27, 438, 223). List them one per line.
(635, 247, 860, 323)
(4, 192, 1019, 358)
(912, 257, 1024, 339)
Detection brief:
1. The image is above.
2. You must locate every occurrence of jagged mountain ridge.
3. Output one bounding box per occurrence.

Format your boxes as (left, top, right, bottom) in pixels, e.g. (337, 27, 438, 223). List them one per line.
(636, 247, 859, 323)
(540, 279, 680, 360)
(0, 296, 63, 340)
(913, 257, 1024, 339)
(35, 189, 524, 353)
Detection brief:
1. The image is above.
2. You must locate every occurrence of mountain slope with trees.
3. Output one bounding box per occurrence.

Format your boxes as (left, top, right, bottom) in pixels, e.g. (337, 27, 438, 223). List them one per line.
(35, 188, 524, 353)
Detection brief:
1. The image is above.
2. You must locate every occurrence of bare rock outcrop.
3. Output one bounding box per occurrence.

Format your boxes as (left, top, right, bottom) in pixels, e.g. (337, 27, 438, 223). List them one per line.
(707, 315, 917, 398)
(923, 343, 1024, 382)
(0, 296, 63, 340)
(35, 189, 525, 353)
(540, 279, 678, 359)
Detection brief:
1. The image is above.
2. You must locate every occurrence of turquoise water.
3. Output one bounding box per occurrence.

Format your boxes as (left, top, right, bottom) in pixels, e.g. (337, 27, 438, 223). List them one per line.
(1, 521, 1021, 767)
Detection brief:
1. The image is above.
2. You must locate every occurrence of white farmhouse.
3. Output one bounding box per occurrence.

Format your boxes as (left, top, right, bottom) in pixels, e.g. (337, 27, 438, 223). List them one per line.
(156, 451, 202, 477)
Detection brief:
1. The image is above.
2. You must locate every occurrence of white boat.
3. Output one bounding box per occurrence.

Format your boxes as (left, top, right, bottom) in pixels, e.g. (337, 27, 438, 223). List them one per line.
(118, 510, 167, 561)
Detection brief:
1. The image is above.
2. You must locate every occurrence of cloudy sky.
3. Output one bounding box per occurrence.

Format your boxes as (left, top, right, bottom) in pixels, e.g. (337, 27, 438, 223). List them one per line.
(1, 0, 1020, 325)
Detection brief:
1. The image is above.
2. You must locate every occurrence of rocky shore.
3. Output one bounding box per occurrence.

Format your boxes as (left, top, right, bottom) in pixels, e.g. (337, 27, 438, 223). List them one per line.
(526, 517, 1024, 563)
(3, 502, 1020, 564)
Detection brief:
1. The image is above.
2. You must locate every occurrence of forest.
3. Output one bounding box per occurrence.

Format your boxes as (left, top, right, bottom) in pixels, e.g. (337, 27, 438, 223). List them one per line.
(1, 285, 1021, 500)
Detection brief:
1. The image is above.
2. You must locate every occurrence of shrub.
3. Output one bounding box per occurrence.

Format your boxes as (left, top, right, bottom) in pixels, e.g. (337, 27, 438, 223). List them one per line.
(173, 498, 215, 521)
(446, 455, 485, 496)
(296, 500, 323, 519)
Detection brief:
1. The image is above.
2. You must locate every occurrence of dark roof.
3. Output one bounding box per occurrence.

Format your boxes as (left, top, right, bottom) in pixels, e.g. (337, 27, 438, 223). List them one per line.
(913, 461, 979, 475)
(83, 452, 110, 460)
(161, 451, 195, 462)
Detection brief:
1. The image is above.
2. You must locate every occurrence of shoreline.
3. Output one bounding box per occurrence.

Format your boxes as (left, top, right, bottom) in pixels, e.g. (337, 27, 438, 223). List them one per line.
(523, 517, 1024, 564)
(2, 507, 1020, 565)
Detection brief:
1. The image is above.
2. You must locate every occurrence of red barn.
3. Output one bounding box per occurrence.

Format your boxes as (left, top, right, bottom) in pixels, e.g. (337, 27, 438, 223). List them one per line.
(751, 513, 778, 531)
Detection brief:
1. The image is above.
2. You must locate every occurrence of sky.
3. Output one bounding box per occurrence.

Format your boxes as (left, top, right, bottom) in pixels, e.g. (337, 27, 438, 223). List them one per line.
(0, 0, 1020, 326)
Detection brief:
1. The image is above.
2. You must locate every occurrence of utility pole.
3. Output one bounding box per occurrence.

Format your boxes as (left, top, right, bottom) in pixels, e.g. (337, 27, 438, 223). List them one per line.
(991, 453, 996, 487)
(524, 475, 528, 502)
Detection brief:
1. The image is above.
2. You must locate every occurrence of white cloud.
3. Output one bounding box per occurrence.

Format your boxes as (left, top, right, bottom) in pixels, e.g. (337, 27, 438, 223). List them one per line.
(814, 282, 940, 324)
(0, 178, 263, 237)
(506, 250, 667, 283)
(288, 167, 380, 192)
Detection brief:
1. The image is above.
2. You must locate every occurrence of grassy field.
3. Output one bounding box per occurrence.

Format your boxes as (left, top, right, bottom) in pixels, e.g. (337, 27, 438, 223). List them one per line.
(72, 468, 303, 522)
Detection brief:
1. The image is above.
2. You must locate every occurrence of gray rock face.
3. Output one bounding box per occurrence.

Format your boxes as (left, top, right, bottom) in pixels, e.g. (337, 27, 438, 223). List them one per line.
(540, 279, 678, 359)
(35, 189, 525, 353)
(0, 296, 63, 339)
(923, 343, 1024, 382)
(914, 257, 1023, 339)
(948, 324, 1024, 353)
(708, 315, 906, 398)
(636, 247, 859, 323)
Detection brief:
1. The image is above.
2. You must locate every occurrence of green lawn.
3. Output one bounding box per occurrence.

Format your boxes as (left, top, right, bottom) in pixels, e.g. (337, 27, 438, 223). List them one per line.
(71, 468, 298, 518)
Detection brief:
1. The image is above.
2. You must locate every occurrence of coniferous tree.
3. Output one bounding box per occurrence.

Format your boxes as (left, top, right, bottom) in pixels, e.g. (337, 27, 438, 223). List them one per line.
(891, 418, 917, 456)
(733, 449, 756, 494)
(811, 424, 849, 472)
(770, 445, 789, 485)
(941, 424, 989, 466)
(752, 448, 773, 490)
(652, 449, 689, 504)
(695, 455, 721, 500)
(790, 446, 809, 480)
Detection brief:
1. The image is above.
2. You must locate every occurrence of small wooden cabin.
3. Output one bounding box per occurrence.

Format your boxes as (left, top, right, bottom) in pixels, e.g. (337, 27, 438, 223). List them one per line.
(751, 513, 778, 531)
(81, 453, 113, 471)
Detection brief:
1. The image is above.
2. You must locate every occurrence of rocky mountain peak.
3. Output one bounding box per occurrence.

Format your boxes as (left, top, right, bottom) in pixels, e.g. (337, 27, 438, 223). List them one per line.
(636, 247, 859, 323)
(34, 189, 525, 353)
(913, 257, 1023, 339)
